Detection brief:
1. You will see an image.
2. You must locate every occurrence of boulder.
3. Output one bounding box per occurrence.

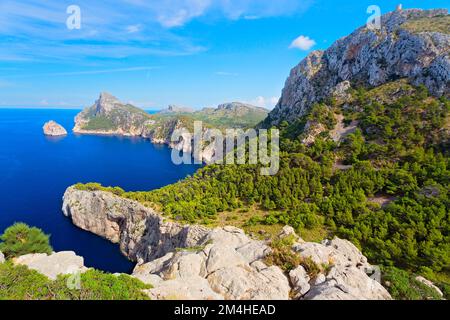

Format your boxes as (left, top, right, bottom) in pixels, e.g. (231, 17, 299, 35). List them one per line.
(13, 251, 88, 280)
(43, 121, 67, 136)
(289, 266, 311, 298)
(0, 251, 5, 263)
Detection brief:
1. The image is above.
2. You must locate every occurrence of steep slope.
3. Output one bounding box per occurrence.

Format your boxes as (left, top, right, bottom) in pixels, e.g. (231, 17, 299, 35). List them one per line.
(74, 92, 153, 135)
(74, 94, 268, 162)
(263, 8, 449, 126)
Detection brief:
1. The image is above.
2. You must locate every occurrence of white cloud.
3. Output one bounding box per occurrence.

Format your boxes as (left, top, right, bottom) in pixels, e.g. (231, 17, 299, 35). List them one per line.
(40, 99, 49, 106)
(248, 96, 279, 109)
(126, 24, 142, 33)
(289, 35, 316, 51)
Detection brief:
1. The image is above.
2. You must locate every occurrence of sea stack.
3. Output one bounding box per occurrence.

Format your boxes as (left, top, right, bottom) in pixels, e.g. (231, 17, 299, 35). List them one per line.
(43, 121, 68, 136)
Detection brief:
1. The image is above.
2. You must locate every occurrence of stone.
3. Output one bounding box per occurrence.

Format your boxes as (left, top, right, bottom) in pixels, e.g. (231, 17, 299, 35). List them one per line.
(206, 244, 247, 273)
(13, 251, 88, 280)
(415, 276, 444, 298)
(66, 186, 392, 300)
(289, 266, 311, 298)
(0, 251, 5, 263)
(146, 276, 224, 300)
(43, 121, 67, 136)
(62, 187, 210, 262)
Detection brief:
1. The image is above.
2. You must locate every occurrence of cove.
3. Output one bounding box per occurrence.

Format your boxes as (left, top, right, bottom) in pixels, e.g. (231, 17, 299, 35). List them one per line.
(0, 108, 201, 273)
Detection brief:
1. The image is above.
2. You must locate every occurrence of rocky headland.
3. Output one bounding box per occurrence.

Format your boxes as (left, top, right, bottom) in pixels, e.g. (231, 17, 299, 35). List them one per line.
(73, 93, 268, 163)
(62, 186, 392, 300)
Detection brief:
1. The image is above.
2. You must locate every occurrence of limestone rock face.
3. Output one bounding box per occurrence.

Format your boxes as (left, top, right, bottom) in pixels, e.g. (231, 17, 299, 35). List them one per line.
(62, 187, 210, 263)
(133, 227, 289, 300)
(43, 121, 67, 136)
(265, 9, 449, 126)
(13, 251, 88, 280)
(63, 187, 392, 300)
(0, 251, 5, 263)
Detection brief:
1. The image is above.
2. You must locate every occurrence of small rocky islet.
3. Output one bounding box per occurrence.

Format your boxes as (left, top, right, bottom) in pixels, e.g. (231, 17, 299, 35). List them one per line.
(42, 120, 67, 137)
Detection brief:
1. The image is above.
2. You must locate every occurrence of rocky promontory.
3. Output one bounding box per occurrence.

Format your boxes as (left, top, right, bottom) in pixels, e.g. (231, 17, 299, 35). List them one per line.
(43, 121, 67, 136)
(62, 186, 392, 300)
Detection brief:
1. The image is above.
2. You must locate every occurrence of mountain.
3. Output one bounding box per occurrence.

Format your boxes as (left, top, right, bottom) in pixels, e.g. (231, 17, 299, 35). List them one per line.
(73, 93, 268, 162)
(263, 8, 449, 127)
(73, 92, 153, 136)
(66, 8, 449, 300)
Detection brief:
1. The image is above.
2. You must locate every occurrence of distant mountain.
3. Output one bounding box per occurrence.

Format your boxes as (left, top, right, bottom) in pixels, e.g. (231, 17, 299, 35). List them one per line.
(73, 94, 268, 162)
(74, 92, 153, 136)
(263, 8, 449, 127)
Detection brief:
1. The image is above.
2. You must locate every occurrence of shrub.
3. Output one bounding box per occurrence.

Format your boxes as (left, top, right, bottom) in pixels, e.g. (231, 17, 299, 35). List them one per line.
(0, 262, 151, 300)
(381, 266, 442, 300)
(0, 223, 53, 259)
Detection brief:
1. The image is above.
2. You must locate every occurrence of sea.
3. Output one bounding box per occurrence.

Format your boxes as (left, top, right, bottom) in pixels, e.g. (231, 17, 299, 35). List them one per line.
(0, 108, 201, 273)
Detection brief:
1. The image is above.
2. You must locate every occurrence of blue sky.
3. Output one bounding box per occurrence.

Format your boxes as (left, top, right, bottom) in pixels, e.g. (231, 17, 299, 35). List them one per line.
(0, 0, 448, 110)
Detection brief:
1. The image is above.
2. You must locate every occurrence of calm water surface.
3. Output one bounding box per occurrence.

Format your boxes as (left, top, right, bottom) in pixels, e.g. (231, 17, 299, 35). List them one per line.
(0, 109, 200, 273)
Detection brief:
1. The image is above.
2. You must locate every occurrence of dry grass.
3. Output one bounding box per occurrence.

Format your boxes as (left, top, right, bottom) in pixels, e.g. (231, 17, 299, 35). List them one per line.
(401, 15, 450, 34)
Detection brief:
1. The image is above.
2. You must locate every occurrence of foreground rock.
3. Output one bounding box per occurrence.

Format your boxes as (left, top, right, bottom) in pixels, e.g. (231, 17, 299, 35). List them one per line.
(264, 8, 449, 126)
(0, 251, 4, 263)
(62, 187, 391, 300)
(43, 121, 67, 136)
(13, 251, 88, 280)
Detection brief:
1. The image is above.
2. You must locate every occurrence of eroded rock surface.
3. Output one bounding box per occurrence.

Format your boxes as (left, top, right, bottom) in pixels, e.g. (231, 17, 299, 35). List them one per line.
(63, 187, 391, 300)
(13, 251, 88, 280)
(43, 121, 67, 136)
(265, 9, 449, 126)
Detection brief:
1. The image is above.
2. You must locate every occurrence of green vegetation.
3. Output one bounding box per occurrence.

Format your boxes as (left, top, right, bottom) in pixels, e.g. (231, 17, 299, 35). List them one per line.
(76, 82, 450, 296)
(0, 223, 53, 259)
(265, 235, 322, 278)
(0, 262, 151, 300)
(82, 116, 117, 131)
(401, 15, 450, 34)
(381, 266, 443, 300)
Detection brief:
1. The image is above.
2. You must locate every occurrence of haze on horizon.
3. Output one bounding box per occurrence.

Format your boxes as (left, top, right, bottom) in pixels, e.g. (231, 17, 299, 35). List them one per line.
(0, 0, 448, 110)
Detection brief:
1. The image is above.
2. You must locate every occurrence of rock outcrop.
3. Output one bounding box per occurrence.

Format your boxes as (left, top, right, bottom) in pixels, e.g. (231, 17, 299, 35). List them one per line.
(43, 121, 67, 136)
(265, 9, 449, 126)
(74, 92, 153, 136)
(63, 187, 391, 300)
(13, 251, 88, 280)
(73, 93, 267, 164)
(0, 251, 4, 263)
(62, 187, 210, 263)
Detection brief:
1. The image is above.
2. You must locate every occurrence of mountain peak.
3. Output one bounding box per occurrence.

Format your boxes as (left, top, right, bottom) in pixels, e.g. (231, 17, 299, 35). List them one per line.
(96, 92, 121, 113)
(263, 8, 449, 126)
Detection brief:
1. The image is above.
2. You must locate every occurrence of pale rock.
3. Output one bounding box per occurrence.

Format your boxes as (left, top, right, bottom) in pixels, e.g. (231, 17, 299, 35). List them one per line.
(206, 245, 247, 273)
(265, 9, 450, 126)
(13, 251, 88, 280)
(62, 187, 210, 262)
(146, 276, 224, 300)
(0, 251, 5, 263)
(236, 241, 271, 263)
(415, 276, 444, 298)
(289, 266, 311, 298)
(43, 121, 67, 136)
(314, 273, 326, 285)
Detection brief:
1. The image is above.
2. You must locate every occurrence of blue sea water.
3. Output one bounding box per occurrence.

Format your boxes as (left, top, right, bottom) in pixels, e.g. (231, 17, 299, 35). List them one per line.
(0, 109, 200, 273)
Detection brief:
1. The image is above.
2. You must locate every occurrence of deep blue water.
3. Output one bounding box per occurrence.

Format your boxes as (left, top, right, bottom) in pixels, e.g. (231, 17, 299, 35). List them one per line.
(0, 109, 200, 273)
